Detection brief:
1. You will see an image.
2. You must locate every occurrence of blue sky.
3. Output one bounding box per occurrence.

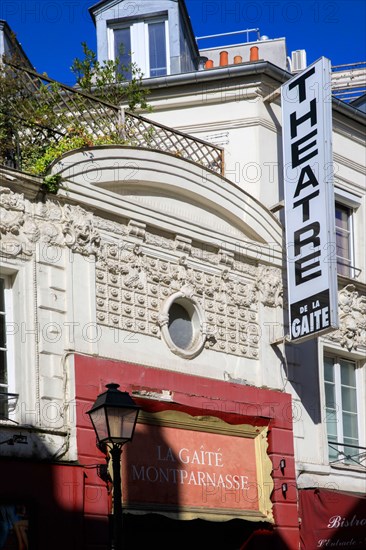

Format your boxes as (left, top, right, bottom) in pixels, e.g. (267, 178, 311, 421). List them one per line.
(1, 0, 365, 84)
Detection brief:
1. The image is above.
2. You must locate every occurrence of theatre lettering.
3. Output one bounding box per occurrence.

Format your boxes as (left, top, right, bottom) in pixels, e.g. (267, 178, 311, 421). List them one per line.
(281, 57, 338, 342)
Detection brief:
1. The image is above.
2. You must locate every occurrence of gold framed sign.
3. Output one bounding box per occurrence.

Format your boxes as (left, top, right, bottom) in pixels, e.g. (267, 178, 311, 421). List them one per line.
(122, 410, 274, 523)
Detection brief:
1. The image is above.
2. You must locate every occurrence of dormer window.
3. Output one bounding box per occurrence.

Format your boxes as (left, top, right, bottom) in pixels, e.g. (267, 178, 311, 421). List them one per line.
(108, 17, 170, 79)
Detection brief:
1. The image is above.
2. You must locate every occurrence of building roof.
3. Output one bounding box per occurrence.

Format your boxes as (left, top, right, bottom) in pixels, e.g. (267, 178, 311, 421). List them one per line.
(133, 59, 366, 125)
(350, 92, 366, 113)
(0, 20, 34, 69)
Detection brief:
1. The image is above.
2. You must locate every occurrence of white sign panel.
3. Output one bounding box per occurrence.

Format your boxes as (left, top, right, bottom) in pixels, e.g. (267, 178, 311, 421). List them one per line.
(281, 57, 338, 342)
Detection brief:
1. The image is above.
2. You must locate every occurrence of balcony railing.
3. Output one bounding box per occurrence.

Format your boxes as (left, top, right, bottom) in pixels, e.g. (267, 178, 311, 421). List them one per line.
(332, 61, 366, 103)
(0, 391, 19, 421)
(328, 440, 366, 470)
(0, 62, 224, 175)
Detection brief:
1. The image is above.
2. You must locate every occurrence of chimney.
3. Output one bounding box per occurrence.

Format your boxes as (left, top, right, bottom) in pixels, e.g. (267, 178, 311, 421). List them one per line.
(205, 59, 214, 69)
(234, 55, 243, 64)
(219, 51, 229, 66)
(250, 46, 259, 62)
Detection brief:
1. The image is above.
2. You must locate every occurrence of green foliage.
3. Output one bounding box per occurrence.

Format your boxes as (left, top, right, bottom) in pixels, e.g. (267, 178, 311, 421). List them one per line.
(0, 43, 152, 182)
(42, 174, 63, 194)
(71, 42, 151, 112)
(0, 57, 65, 170)
(22, 126, 126, 176)
(0, 59, 24, 165)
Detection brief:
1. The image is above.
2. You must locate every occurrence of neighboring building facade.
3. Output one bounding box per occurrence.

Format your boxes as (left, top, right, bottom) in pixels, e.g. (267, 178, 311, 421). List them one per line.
(0, 1, 365, 549)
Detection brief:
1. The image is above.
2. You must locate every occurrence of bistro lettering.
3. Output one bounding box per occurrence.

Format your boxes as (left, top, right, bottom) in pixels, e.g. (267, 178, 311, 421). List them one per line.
(327, 515, 366, 528)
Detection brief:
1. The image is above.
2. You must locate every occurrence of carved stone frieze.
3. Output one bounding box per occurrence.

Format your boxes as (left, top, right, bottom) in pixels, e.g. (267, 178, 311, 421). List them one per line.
(0, 187, 100, 258)
(0, 187, 29, 256)
(128, 220, 146, 239)
(93, 217, 128, 236)
(256, 266, 283, 307)
(145, 232, 175, 250)
(62, 205, 100, 255)
(190, 244, 220, 265)
(0, 187, 25, 211)
(326, 285, 366, 351)
(175, 235, 192, 254)
(96, 242, 262, 358)
(1, 186, 283, 358)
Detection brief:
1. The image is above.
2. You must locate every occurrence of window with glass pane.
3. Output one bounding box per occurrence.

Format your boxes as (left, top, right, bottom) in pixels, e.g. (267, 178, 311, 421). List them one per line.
(168, 303, 193, 349)
(324, 356, 338, 460)
(335, 203, 352, 277)
(324, 355, 359, 464)
(148, 21, 167, 77)
(114, 27, 132, 79)
(111, 17, 169, 79)
(0, 278, 8, 417)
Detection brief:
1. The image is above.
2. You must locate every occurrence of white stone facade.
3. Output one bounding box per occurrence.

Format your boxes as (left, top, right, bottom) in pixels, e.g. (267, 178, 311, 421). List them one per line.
(1, 0, 365, 524)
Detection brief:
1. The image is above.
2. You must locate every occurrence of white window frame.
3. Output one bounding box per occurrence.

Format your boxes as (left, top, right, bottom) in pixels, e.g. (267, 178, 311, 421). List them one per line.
(322, 351, 365, 468)
(0, 275, 15, 420)
(108, 17, 170, 78)
(334, 186, 361, 279)
(144, 18, 170, 78)
(335, 202, 355, 278)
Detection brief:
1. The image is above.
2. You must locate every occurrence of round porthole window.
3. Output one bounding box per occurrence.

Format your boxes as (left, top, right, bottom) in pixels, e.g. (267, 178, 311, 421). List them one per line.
(159, 289, 206, 359)
(168, 302, 193, 349)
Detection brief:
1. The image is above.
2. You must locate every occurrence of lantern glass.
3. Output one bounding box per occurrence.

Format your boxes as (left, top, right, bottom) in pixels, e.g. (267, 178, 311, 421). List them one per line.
(89, 407, 109, 444)
(87, 384, 140, 447)
(107, 406, 138, 443)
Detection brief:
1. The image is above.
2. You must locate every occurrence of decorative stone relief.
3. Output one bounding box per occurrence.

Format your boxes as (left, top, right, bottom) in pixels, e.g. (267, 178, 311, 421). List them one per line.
(175, 235, 192, 255)
(94, 217, 128, 236)
(326, 285, 366, 351)
(256, 266, 283, 307)
(0, 187, 31, 256)
(96, 241, 262, 358)
(1, 186, 283, 359)
(128, 220, 146, 239)
(191, 245, 220, 265)
(145, 232, 175, 250)
(0, 187, 100, 258)
(62, 205, 100, 255)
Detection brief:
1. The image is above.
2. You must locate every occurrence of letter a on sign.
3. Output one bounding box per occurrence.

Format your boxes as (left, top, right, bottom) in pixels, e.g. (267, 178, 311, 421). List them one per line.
(281, 57, 338, 342)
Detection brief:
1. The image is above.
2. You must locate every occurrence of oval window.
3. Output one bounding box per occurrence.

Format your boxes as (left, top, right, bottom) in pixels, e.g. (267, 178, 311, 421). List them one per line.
(159, 290, 206, 359)
(168, 302, 193, 349)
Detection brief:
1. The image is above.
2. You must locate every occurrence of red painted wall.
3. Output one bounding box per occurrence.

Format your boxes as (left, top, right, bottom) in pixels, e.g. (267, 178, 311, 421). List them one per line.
(0, 460, 85, 549)
(75, 355, 300, 550)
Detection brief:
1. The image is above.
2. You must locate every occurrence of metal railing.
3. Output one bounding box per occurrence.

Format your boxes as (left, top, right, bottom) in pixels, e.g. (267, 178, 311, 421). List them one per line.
(0, 62, 224, 175)
(0, 391, 19, 421)
(124, 111, 224, 173)
(196, 28, 260, 43)
(332, 61, 366, 103)
(329, 440, 366, 470)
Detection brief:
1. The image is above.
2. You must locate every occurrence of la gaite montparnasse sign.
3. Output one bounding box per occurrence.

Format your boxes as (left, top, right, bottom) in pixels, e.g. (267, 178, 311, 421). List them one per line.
(281, 57, 338, 342)
(122, 411, 274, 523)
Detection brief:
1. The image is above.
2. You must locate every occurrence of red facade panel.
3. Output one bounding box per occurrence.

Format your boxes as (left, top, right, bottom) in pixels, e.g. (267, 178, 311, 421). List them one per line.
(75, 355, 300, 549)
(299, 488, 366, 549)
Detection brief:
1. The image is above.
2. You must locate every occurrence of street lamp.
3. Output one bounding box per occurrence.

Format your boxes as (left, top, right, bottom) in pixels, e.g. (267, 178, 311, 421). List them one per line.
(87, 383, 140, 550)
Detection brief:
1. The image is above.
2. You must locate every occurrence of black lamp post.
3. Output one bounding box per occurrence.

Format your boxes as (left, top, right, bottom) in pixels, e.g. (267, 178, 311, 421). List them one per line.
(87, 383, 140, 550)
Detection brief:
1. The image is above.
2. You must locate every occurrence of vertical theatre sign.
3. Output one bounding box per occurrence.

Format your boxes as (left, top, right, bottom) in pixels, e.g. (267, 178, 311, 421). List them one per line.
(281, 57, 338, 342)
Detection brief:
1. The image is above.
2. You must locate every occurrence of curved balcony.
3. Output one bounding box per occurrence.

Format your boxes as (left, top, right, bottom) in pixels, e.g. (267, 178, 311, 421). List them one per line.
(0, 62, 224, 176)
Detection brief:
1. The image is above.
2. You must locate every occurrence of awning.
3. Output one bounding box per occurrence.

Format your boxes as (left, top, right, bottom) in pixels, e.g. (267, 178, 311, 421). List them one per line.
(299, 488, 366, 549)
